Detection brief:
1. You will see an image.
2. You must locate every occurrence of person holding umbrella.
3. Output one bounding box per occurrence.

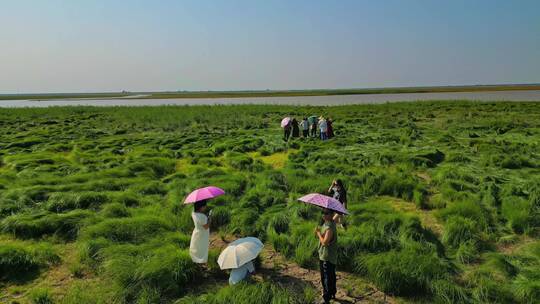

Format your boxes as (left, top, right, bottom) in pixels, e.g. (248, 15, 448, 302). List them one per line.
(316, 208, 338, 303)
(190, 200, 210, 263)
(298, 193, 347, 303)
(218, 237, 263, 285)
(184, 186, 225, 264)
(281, 117, 292, 142)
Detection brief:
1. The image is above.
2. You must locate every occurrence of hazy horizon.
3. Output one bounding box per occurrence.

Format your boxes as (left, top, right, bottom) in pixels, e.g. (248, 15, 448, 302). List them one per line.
(3, 82, 540, 96)
(2, 0, 539, 94)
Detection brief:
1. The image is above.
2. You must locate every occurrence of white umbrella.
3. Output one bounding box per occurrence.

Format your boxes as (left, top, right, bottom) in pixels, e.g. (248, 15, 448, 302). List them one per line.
(217, 237, 264, 270)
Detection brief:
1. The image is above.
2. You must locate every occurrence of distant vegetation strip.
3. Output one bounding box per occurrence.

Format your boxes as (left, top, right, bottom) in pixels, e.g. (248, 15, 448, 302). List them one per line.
(2, 84, 540, 100)
(0, 92, 130, 101)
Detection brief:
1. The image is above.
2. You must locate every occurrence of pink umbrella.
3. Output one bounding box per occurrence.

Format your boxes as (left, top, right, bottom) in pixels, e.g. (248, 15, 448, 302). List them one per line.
(184, 186, 225, 204)
(281, 117, 291, 128)
(297, 193, 349, 214)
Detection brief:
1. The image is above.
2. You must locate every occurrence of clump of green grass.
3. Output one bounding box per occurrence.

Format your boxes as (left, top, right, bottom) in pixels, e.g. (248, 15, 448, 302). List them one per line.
(410, 149, 445, 168)
(209, 206, 230, 230)
(175, 282, 301, 304)
(268, 213, 289, 234)
(126, 157, 176, 178)
(81, 216, 173, 243)
(290, 222, 318, 268)
(498, 154, 536, 169)
(455, 240, 479, 264)
(224, 152, 264, 172)
(61, 279, 117, 303)
(213, 138, 265, 155)
(429, 279, 470, 304)
(501, 196, 537, 233)
(130, 180, 167, 195)
(239, 185, 287, 210)
(100, 244, 197, 302)
(100, 202, 130, 218)
(512, 272, 540, 304)
(350, 168, 424, 201)
(1, 210, 93, 239)
(354, 243, 452, 296)
(463, 253, 519, 303)
(29, 287, 54, 304)
(437, 199, 495, 233)
(0, 242, 59, 281)
(110, 191, 144, 207)
(46, 191, 109, 212)
(228, 208, 259, 235)
(442, 216, 479, 248)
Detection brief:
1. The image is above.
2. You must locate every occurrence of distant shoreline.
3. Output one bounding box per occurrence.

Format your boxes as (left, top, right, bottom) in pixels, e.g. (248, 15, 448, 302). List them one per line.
(2, 90, 540, 108)
(2, 84, 540, 101)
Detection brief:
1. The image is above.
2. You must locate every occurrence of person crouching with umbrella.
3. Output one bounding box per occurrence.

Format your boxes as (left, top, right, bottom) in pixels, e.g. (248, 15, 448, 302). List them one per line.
(316, 208, 338, 303)
(218, 237, 263, 285)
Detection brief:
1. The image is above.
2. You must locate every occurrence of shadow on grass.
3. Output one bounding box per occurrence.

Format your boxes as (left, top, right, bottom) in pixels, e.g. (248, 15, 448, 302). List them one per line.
(1, 267, 41, 285)
(257, 268, 355, 304)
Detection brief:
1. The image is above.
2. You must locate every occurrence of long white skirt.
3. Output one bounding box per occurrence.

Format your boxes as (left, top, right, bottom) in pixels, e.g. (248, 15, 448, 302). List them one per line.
(189, 212, 209, 263)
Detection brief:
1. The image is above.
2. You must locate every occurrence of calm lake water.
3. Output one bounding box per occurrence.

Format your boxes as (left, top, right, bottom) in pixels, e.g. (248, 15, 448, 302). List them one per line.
(1, 90, 540, 107)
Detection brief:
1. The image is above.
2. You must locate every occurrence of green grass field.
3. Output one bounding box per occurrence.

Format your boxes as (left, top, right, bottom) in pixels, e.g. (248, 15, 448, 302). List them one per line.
(0, 102, 539, 303)
(1, 84, 540, 100)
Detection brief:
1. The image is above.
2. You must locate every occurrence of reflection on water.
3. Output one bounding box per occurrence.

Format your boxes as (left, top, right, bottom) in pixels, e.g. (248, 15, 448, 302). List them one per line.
(1, 90, 540, 107)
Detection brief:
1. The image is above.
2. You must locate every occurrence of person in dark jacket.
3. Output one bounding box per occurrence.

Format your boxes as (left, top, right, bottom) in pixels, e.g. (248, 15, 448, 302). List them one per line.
(291, 118, 300, 138)
(310, 119, 318, 138)
(283, 122, 291, 142)
(328, 179, 347, 228)
(327, 118, 334, 138)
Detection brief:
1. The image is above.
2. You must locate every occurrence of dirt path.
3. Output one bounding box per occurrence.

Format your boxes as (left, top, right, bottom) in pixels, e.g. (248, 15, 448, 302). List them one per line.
(496, 235, 537, 255)
(210, 234, 394, 304)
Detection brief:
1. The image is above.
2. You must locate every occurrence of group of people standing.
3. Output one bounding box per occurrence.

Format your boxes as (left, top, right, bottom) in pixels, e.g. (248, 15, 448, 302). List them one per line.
(188, 179, 348, 304)
(284, 116, 335, 142)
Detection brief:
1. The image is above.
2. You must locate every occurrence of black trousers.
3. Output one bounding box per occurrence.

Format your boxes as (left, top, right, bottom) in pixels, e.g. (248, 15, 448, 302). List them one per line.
(319, 260, 336, 303)
(302, 129, 309, 137)
(284, 129, 291, 141)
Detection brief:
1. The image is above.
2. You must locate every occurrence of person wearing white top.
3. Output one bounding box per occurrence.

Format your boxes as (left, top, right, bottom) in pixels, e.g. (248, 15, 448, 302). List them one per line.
(229, 260, 255, 285)
(318, 117, 328, 141)
(189, 200, 210, 263)
(301, 118, 309, 138)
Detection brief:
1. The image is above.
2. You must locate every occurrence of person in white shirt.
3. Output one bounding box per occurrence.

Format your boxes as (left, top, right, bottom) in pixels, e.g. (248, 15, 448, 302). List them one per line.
(189, 200, 210, 263)
(318, 117, 328, 140)
(301, 118, 309, 138)
(229, 260, 255, 285)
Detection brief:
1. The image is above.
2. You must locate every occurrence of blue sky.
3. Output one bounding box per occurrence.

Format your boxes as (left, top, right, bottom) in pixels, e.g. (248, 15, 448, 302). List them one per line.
(1, 0, 539, 93)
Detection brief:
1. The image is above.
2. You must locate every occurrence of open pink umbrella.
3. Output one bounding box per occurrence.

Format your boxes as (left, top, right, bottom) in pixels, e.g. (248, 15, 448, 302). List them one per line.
(281, 117, 291, 128)
(298, 193, 349, 214)
(184, 186, 225, 204)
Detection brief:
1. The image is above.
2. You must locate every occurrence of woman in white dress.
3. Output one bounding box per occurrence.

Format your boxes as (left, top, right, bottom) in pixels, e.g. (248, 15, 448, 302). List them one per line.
(189, 200, 210, 263)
